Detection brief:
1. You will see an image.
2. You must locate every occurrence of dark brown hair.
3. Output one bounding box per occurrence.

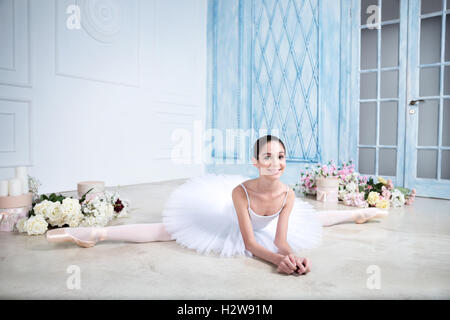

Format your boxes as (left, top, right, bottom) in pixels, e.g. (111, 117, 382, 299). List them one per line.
(253, 135, 286, 160)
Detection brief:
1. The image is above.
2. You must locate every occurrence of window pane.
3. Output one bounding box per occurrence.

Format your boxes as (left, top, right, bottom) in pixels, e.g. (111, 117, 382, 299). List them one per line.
(380, 101, 398, 145)
(361, 0, 379, 26)
(446, 14, 450, 61)
(382, 0, 399, 21)
(421, 0, 442, 14)
(443, 100, 450, 146)
(420, 16, 442, 65)
(420, 67, 440, 97)
(417, 149, 437, 179)
(442, 150, 450, 179)
(445, 66, 450, 95)
(361, 28, 378, 70)
(381, 23, 399, 67)
(380, 70, 398, 98)
(418, 100, 439, 146)
(379, 148, 397, 176)
(360, 102, 377, 145)
(359, 148, 376, 175)
(360, 72, 377, 99)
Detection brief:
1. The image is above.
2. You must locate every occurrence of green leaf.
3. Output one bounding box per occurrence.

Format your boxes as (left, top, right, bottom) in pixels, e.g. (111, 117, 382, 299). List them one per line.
(396, 187, 411, 195)
(79, 187, 94, 203)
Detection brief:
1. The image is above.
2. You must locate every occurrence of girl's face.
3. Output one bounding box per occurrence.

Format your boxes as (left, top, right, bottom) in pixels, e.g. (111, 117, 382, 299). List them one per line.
(252, 141, 286, 178)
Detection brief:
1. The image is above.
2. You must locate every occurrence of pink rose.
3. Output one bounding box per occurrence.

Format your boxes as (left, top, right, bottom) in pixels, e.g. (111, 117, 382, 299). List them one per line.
(381, 186, 391, 199)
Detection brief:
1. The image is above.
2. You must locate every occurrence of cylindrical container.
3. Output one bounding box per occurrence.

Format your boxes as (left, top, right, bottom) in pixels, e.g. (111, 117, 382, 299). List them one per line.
(77, 181, 105, 200)
(0, 180, 8, 197)
(15, 167, 27, 178)
(315, 176, 339, 203)
(0, 192, 33, 209)
(8, 179, 22, 196)
(15, 167, 29, 194)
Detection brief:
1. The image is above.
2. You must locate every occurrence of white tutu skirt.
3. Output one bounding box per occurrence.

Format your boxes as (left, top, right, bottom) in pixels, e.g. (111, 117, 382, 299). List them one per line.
(162, 174, 323, 258)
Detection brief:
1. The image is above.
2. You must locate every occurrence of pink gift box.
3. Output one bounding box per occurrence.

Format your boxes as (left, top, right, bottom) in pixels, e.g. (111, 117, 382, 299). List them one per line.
(316, 188, 339, 203)
(0, 193, 32, 231)
(0, 206, 30, 232)
(315, 177, 339, 203)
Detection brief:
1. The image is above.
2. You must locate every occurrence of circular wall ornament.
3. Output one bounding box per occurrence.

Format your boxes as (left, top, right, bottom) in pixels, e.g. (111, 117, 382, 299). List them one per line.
(76, 0, 123, 43)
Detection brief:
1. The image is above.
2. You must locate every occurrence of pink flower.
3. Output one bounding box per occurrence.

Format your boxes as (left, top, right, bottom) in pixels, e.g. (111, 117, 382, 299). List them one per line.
(386, 179, 394, 190)
(367, 185, 373, 190)
(381, 186, 391, 200)
(343, 192, 368, 208)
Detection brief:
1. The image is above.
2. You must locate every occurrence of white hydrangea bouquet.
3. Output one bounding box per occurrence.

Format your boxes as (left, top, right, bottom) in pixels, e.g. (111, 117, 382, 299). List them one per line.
(16, 186, 130, 236)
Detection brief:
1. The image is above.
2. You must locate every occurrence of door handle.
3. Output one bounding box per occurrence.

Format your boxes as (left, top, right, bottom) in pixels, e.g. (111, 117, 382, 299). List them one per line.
(409, 99, 425, 106)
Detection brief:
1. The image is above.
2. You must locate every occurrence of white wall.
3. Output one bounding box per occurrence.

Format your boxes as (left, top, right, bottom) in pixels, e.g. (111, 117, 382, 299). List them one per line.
(0, 0, 207, 194)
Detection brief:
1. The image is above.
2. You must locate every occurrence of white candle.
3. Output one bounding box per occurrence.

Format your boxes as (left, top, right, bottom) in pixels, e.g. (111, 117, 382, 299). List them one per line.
(15, 166, 27, 178)
(15, 166, 29, 194)
(8, 178, 22, 196)
(0, 180, 8, 197)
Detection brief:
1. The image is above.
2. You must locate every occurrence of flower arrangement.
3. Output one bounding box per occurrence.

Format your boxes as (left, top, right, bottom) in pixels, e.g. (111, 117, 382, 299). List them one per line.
(16, 185, 130, 236)
(294, 160, 416, 209)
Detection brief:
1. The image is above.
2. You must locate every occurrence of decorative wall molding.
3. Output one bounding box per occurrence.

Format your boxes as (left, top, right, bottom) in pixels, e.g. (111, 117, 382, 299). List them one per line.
(0, 0, 31, 88)
(149, 0, 205, 106)
(55, 0, 140, 87)
(0, 98, 32, 168)
(0, 0, 15, 71)
(0, 113, 15, 152)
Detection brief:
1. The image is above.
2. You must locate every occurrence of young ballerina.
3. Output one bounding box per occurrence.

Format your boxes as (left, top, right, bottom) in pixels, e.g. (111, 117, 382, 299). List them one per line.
(46, 135, 387, 275)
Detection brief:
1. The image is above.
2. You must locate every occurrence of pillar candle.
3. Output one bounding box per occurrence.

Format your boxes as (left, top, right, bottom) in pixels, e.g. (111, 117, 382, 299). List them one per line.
(15, 166, 29, 194)
(77, 181, 105, 199)
(15, 166, 27, 178)
(0, 180, 8, 197)
(8, 179, 22, 196)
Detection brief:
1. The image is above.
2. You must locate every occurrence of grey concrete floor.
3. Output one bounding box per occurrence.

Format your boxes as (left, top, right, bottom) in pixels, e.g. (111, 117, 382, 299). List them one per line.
(0, 178, 449, 299)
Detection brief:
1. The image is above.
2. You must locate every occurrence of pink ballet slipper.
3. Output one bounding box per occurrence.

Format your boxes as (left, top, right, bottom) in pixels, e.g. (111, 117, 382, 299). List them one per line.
(353, 208, 388, 224)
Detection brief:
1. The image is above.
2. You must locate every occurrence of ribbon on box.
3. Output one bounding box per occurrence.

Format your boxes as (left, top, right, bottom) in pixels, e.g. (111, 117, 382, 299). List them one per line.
(316, 188, 339, 203)
(0, 206, 30, 232)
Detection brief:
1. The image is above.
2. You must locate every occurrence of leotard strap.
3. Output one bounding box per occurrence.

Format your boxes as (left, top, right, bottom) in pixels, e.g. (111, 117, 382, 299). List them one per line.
(240, 183, 251, 208)
(240, 183, 289, 214)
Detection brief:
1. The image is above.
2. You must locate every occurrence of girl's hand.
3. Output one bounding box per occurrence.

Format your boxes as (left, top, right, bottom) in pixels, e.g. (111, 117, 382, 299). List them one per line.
(294, 256, 311, 275)
(276, 254, 298, 275)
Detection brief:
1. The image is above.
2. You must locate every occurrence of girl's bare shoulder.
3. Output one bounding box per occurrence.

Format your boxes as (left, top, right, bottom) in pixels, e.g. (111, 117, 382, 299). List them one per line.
(232, 179, 258, 202)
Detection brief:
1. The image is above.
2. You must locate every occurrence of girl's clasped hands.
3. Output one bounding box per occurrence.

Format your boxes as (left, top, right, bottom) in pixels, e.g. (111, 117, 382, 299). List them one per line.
(277, 253, 311, 275)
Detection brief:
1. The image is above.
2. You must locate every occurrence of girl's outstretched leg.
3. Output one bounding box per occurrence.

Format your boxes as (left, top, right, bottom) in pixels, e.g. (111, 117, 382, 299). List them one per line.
(317, 208, 388, 227)
(104, 223, 175, 242)
(46, 223, 175, 248)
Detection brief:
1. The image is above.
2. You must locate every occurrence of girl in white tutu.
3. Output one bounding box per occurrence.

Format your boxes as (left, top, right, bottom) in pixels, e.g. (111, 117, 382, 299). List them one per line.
(47, 135, 387, 275)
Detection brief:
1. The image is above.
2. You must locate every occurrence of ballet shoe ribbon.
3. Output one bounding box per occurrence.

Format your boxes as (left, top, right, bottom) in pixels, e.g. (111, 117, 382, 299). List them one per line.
(316, 188, 338, 203)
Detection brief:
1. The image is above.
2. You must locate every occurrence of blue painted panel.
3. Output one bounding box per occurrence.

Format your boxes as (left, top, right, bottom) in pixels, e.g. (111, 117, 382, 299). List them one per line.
(251, 0, 321, 162)
(206, 0, 341, 184)
(347, 0, 408, 190)
(405, 0, 450, 199)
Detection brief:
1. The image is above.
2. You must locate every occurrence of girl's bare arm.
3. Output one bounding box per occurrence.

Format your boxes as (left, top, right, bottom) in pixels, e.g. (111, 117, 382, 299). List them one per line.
(274, 188, 295, 251)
